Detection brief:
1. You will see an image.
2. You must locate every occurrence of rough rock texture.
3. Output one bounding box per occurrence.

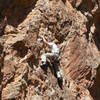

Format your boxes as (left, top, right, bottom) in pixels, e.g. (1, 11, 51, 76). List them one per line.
(0, 0, 100, 100)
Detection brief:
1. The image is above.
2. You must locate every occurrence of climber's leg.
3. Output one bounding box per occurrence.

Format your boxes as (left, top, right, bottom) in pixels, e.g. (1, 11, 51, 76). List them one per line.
(40, 53, 53, 67)
(52, 57, 63, 88)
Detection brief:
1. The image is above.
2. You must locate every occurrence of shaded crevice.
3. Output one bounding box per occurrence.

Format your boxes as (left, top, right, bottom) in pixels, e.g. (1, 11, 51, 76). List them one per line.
(0, 67, 3, 99)
(12, 41, 28, 58)
(27, 54, 39, 68)
(93, 9, 100, 51)
(77, 0, 95, 13)
(0, 44, 3, 55)
(93, 31, 100, 51)
(89, 65, 100, 100)
(62, 0, 66, 4)
(0, 0, 12, 15)
(0, 44, 4, 99)
(0, 72, 3, 99)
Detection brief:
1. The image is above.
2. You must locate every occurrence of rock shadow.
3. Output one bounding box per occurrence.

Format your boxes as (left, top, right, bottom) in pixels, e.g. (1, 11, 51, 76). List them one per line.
(0, 44, 4, 99)
(89, 65, 100, 100)
(12, 41, 28, 58)
(1, 0, 37, 27)
(93, 9, 100, 51)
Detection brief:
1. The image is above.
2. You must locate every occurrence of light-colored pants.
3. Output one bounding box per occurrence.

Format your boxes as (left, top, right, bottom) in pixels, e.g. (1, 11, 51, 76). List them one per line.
(41, 53, 59, 64)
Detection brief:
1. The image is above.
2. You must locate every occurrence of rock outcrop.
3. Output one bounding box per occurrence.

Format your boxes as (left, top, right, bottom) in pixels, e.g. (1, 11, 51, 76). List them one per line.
(0, 0, 100, 100)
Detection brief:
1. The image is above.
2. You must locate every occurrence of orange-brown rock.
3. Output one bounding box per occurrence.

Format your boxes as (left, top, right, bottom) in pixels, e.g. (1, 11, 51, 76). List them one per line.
(0, 0, 100, 100)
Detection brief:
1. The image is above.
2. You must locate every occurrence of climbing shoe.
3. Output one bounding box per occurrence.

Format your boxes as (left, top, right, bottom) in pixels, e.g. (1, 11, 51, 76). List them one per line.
(57, 71, 63, 89)
(57, 71, 63, 83)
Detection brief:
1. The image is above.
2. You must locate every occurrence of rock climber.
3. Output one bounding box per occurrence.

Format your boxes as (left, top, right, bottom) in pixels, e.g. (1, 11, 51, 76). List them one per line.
(40, 35, 63, 83)
(18, 35, 63, 88)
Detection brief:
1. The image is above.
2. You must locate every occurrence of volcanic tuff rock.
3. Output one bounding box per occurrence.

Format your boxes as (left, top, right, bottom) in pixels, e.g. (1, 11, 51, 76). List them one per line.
(0, 0, 100, 100)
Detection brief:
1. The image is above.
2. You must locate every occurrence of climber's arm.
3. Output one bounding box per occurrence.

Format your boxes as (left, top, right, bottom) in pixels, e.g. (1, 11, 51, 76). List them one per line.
(40, 35, 50, 46)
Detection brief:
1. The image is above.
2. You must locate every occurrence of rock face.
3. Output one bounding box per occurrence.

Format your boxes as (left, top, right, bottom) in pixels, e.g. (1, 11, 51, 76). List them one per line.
(0, 0, 100, 100)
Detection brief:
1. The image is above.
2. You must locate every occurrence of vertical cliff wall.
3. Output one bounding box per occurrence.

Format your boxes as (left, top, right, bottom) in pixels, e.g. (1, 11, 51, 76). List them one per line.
(0, 0, 100, 100)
